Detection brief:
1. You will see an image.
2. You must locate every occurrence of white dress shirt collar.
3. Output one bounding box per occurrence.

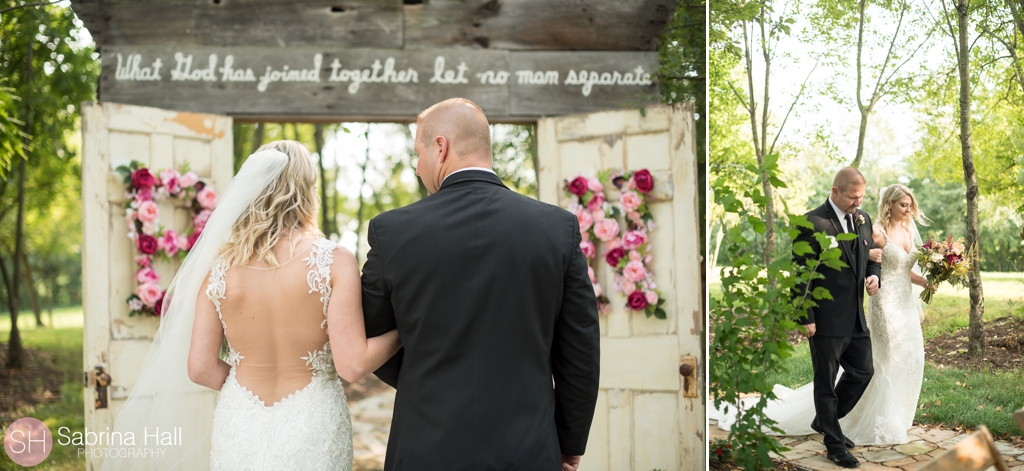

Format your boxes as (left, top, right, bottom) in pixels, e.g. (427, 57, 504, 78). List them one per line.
(828, 196, 854, 233)
(441, 167, 497, 185)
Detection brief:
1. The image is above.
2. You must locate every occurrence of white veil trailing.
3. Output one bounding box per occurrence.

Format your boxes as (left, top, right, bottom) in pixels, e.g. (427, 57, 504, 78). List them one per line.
(101, 150, 289, 470)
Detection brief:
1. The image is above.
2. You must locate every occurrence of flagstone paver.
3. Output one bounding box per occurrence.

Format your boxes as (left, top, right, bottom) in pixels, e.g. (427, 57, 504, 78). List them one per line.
(350, 389, 396, 471)
(710, 422, 1020, 470)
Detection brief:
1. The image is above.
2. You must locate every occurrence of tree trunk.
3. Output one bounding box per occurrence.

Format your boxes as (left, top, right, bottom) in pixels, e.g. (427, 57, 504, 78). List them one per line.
(20, 250, 42, 327)
(853, 0, 868, 169)
(751, 19, 776, 268)
(955, 0, 986, 355)
(354, 126, 371, 264)
(403, 124, 429, 199)
(250, 122, 264, 155)
(8, 31, 32, 369)
(528, 124, 540, 199)
(314, 124, 331, 236)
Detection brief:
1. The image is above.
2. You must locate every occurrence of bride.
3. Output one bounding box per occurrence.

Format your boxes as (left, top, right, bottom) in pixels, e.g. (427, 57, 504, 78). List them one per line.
(712, 183, 932, 446)
(102, 140, 401, 470)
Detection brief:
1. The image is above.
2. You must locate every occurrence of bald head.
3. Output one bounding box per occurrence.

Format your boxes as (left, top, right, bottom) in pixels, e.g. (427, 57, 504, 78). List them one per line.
(833, 167, 866, 192)
(830, 167, 867, 214)
(413, 98, 494, 194)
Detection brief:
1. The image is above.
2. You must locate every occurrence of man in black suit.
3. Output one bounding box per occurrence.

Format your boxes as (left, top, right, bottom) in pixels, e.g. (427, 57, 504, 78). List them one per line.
(794, 167, 881, 469)
(360, 97, 601, 471)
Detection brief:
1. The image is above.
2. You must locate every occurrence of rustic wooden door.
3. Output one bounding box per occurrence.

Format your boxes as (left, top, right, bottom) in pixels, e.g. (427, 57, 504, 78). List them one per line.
(537, 103, 703, 471)
(81, 102, 233, 470)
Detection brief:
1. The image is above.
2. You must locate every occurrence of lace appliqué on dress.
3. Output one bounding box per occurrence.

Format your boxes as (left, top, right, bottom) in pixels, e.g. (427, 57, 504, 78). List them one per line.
(207, 259, 244, 366)
(300, 238, 338, 378)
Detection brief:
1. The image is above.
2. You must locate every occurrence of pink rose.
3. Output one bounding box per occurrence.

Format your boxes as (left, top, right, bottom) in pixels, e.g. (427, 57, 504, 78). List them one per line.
(591, 209, 605, 222)
(136, 234, 159, 255)
(587, 192, 605, 212)
(176, 235, 190, 251)
(594, 282, 602, 298)
(196, 187, 219, 210)
(620, 191, 642, 212)
(136, 267, 160, 284)
(623, 260, 647, 282)
(187, 230, 202, 250)
(194, 209, 212, 231)
(179, 171, 199, 188)
(131, 168, 156, 189)
(627, 291, 648, 310)
(135, 281, 163, 307)
(622, 230, 649, 250)
(645, 255, 653, 264)
(136, 188, 153, 202)
(580, 239, 596, 259)
(135, 255, 152, 267)
(586, 177, 604, 193)
(587, 266, 597, 284)
(593, 219, 620, 242)
(633, 169, 654, 194)
(605, 247, 627, 267)
(576, 207, 594, 232)
(622, 280, 637, 295)
(568, 176, 589, 197)
(645, 290, 659, 305)
(606, 237, 622, 250)
(629, 250, 642, 261)
(161, 229, 180, 256)
(628, 211, 642, 223)
(160, 169, 181, 195)
(137, 201, 159, 224)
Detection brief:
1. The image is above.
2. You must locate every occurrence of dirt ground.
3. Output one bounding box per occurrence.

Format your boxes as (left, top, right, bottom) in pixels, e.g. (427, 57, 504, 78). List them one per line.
(0, 343, 64, 420)
(925, 316, 1024, 371)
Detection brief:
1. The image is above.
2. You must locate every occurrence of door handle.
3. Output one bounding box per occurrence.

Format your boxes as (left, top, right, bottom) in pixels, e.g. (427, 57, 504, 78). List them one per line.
(679, 356, 699, 398)
(93, 366, 112, 409)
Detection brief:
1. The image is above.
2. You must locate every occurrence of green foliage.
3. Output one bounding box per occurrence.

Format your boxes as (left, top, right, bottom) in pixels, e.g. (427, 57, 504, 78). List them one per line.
(659, 0, 707, 249)
(710, 161, 850, 469)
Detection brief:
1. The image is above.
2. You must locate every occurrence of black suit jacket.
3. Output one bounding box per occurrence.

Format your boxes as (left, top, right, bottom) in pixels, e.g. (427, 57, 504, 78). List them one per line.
(793, 198, 882, 338)
(361, 170, 601, 471)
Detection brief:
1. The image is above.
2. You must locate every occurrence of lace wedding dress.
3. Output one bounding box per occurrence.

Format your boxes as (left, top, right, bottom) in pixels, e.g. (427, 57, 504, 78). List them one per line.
(712, 230, 925, 446)
(206, 238, 353, 470)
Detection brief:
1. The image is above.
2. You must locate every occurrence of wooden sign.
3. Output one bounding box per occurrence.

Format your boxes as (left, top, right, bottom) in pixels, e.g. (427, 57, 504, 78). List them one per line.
(99, 46, 660, 121)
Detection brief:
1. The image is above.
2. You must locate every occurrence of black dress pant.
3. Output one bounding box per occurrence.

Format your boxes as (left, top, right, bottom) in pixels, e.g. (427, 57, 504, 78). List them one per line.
(808, 333, 874, 454)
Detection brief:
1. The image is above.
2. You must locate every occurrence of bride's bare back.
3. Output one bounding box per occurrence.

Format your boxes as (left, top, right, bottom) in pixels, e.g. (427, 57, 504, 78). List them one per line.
(213, 237, 332, 406)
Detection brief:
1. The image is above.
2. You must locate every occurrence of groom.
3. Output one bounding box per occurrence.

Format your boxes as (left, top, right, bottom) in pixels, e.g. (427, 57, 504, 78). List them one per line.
(794, 167, 881, 468)
(360, 98, 601, 470)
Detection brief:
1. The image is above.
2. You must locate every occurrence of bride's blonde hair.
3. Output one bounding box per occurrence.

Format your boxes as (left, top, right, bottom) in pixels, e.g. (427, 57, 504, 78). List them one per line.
(876, 184, 929, 231)
(218, 140, 322, 267)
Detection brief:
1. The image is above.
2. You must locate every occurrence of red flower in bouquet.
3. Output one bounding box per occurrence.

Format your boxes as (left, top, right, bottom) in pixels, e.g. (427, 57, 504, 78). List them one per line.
(131, 168, 157, 189)
(632, 169, 654, 194)
(627, 291, 648, 310)
(568, 176, 589, 197)
(136, 234, 159, 255)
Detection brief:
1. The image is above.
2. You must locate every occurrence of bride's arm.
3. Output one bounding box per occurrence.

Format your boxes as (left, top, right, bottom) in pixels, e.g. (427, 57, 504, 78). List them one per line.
(327, 247, 402, 383)
(188, 270, 231, 390)
(869, 224, 886, 263)
(910, 271, 929, 288)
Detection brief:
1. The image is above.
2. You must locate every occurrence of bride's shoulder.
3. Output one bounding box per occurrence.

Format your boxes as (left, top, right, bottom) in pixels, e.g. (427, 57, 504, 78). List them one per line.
(871, 223, 887, 247)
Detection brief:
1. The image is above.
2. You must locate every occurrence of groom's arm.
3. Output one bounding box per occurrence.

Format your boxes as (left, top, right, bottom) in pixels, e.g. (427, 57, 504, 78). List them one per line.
(361, 219, 403, 388)
(551, 219, 601, 457)
(864, 214, 882, 288)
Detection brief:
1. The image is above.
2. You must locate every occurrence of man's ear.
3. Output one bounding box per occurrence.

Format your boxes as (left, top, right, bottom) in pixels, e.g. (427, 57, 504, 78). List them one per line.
(436, 136, 449, 164)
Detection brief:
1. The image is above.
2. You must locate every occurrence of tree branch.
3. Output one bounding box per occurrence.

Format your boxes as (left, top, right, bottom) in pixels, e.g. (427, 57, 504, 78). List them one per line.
(768, 58, 820, 160)
(0, 0, 61, 14)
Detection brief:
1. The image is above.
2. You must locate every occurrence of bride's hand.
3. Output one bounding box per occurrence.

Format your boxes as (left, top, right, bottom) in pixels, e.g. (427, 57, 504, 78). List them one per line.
(868, 248, 882, 263)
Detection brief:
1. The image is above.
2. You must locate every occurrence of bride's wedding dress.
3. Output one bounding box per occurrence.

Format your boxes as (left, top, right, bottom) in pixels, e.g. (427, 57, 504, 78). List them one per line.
(207, 238, 353, 470)
(712, 230, 925, 446)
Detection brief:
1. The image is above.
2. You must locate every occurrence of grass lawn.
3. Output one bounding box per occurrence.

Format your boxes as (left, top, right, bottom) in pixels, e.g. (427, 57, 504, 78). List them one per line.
(712, 271, 1024, 437)
(0, 306, 85, 333)
(1, 315, 85, 470)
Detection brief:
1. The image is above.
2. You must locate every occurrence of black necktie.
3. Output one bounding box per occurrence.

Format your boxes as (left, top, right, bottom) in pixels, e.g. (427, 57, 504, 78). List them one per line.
(845, 213, 855, 233)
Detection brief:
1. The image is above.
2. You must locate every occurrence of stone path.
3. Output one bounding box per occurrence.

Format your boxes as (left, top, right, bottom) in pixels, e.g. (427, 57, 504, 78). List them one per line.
(350, 389, 395, 471)
(710, 420, 1024, 470)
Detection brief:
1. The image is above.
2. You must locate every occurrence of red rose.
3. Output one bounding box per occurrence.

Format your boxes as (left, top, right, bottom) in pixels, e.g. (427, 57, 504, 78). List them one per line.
(568, 177, 589, 197)
(605, 247, 627, 267)
(136, 234, 158, 254)
(131, 168, 156, 189)
(187, 230, 202, 250)
(633, 169, 654, 194)
(627, 291, 648, 310)
(154, 292, 166, 316)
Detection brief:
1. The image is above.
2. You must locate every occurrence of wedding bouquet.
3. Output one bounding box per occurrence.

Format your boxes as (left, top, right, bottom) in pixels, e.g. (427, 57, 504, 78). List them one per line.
(913, 234, 971, 304)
